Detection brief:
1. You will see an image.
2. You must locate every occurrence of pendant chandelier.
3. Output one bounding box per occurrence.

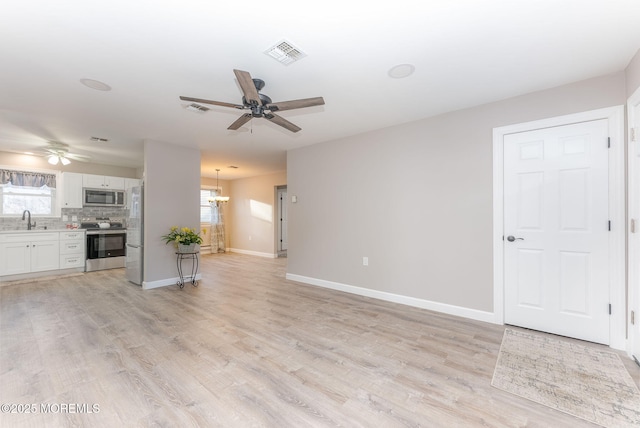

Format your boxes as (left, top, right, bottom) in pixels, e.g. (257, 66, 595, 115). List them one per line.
(209, 169, 229, 206)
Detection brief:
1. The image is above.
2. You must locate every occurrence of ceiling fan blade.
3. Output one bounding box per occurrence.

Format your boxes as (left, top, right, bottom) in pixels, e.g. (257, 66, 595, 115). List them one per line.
(233, 69, 261, 106)
(264, 113, 301, 133)
(66, 153, 91, 162)
(228, 113, 253, 130)
(267, 97, 325, 112)
(180, 96, 244, 109)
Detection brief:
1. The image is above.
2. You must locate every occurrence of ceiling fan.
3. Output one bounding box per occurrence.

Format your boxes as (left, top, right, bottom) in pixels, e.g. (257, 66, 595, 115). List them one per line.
(38, 142, 91, 165)
(180, 69, 325, 133)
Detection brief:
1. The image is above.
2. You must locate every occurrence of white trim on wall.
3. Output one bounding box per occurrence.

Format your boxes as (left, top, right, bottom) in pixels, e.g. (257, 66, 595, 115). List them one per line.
(627, 87, 640, 357)
(142, 273, 203, 290)
(286, 273, 495, 324)
(228, 248, 277, 258)
(492, 105, 625, 350)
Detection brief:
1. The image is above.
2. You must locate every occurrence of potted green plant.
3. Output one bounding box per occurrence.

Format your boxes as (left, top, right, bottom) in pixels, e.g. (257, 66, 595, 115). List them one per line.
(162, 226, 203, 253)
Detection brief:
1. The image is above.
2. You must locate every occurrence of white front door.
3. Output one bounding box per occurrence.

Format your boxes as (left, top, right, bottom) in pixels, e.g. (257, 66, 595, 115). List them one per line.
(503, 119, 610, 344)
(629, 88, 640, 361)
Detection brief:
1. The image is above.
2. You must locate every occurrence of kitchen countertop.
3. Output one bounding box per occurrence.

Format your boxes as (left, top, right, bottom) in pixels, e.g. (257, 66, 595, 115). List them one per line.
(0, 229, 86, 234)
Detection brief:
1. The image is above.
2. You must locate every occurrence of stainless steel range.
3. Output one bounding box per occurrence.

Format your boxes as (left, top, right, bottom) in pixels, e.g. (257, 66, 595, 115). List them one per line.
(80, 217, 127, 272)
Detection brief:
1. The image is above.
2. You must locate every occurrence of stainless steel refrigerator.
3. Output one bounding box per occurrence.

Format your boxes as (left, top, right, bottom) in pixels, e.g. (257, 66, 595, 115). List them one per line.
(125, 185, 143, 285)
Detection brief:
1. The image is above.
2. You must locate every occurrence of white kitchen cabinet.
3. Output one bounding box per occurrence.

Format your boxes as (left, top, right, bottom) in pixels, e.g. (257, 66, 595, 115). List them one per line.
(125, 178, 141, 190)
(62, 172, 83, 208)
(59, 230, 85, 269)
(31, 239, 59, 272)
(0, 233, 59, 276)
(104, 176, 125, 189)
(0, 241, 31, 275)
(83, 174, 125, 190)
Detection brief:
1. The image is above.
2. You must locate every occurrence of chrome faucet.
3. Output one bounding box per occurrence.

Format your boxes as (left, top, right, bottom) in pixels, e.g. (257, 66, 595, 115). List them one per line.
(21, 210, 36, 230)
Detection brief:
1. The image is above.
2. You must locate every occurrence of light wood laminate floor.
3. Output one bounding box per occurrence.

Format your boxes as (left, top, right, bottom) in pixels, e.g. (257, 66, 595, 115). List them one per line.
(1, 253, 638, 427)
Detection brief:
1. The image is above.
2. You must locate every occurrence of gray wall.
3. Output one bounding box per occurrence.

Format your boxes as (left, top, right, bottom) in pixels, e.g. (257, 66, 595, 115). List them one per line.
(626, 48, 640, 98)
(143, 139, 200, 286)
(287, 72, 627, 313)
(227, 171, 287, 256)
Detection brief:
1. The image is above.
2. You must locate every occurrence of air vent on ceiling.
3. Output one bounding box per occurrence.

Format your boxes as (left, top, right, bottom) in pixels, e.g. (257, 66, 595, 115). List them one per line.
(90, 136, 109, 142)
(228, 165, 239, 169)
(186, 103, 209, 113)
(264, 40, 307, 65)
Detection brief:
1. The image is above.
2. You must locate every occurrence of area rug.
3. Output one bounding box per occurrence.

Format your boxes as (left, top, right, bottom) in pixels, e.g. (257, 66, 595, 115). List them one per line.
(491, 328, 640, 427)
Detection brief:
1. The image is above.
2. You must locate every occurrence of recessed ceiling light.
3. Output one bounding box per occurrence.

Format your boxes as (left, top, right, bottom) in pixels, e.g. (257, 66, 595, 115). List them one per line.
(80, 78, 112, 91)
(388, 64, 415, 79)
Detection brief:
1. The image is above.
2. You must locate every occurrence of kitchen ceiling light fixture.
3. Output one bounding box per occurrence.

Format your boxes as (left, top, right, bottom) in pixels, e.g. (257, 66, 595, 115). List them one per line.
(47, 154, 71, 165)
(209, 169, 230, 206)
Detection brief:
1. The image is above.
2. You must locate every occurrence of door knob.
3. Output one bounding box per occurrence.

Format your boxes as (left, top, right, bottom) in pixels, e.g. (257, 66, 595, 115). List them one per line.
(506, 235, 524, 242)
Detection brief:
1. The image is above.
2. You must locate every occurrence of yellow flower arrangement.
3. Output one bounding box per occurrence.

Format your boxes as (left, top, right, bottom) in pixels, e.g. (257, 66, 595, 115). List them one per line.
(161, 226, 203, 246)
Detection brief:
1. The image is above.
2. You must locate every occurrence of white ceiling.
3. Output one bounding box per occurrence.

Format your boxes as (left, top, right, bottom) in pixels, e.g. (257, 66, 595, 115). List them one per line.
(1, 0, 639, 179)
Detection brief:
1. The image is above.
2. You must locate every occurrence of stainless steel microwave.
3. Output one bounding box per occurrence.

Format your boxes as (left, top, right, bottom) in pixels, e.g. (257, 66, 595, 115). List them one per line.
(83, 188, 125, 207)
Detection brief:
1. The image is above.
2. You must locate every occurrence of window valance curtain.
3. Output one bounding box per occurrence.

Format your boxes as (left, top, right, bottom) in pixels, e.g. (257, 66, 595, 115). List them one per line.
(0, 170, 56, 188)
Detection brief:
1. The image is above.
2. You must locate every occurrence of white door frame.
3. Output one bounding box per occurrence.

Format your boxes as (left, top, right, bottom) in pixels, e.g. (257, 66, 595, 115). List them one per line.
(493, 106, 625, 350)
(628, 87, 640, 358)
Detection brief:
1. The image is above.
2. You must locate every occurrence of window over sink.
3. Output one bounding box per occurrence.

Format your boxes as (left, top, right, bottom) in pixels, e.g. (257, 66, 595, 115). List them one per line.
(0, 168, 59, 217)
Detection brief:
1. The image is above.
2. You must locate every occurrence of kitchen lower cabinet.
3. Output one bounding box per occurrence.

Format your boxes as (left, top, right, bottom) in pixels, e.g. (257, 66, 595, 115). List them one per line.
(59, 231, 85, 269)
(0, 241, 31, 275)
(0, 233, 60, 276)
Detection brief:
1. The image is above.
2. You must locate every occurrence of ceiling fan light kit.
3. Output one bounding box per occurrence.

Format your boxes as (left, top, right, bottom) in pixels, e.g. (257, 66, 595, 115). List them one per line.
(180, 69, 324, 133)
(47, 154, 70, 165)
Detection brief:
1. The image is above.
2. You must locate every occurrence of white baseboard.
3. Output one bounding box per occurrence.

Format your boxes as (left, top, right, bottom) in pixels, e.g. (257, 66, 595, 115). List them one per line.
(285, 273, 496, 324)
(228, 248, 277, 258)
(142, 273, 202, 290)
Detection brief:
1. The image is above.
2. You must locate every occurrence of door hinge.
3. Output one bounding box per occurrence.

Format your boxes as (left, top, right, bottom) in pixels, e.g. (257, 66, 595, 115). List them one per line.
(607, 137, 611, 148)
(609, 304, 612, 315)
(632, 310, 636, 325)
(632, 219, 637, 234)
(632, 127, 637, 142)
(608, 220, 611, 231)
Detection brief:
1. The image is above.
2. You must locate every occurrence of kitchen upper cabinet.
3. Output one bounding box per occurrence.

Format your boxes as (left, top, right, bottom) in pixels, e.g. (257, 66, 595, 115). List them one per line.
(61, 172, 83, 208)
(125, 178, 141, 190)
(83, 174, 125, 190)
(0, 233, 59, 276)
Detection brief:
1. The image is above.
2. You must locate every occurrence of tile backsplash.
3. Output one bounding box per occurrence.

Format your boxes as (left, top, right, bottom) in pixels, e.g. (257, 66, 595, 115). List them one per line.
(1, 207, 128, 231)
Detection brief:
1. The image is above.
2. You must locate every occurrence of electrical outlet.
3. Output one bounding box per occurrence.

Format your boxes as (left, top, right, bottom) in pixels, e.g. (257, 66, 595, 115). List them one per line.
(363, 257, 368, 266)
